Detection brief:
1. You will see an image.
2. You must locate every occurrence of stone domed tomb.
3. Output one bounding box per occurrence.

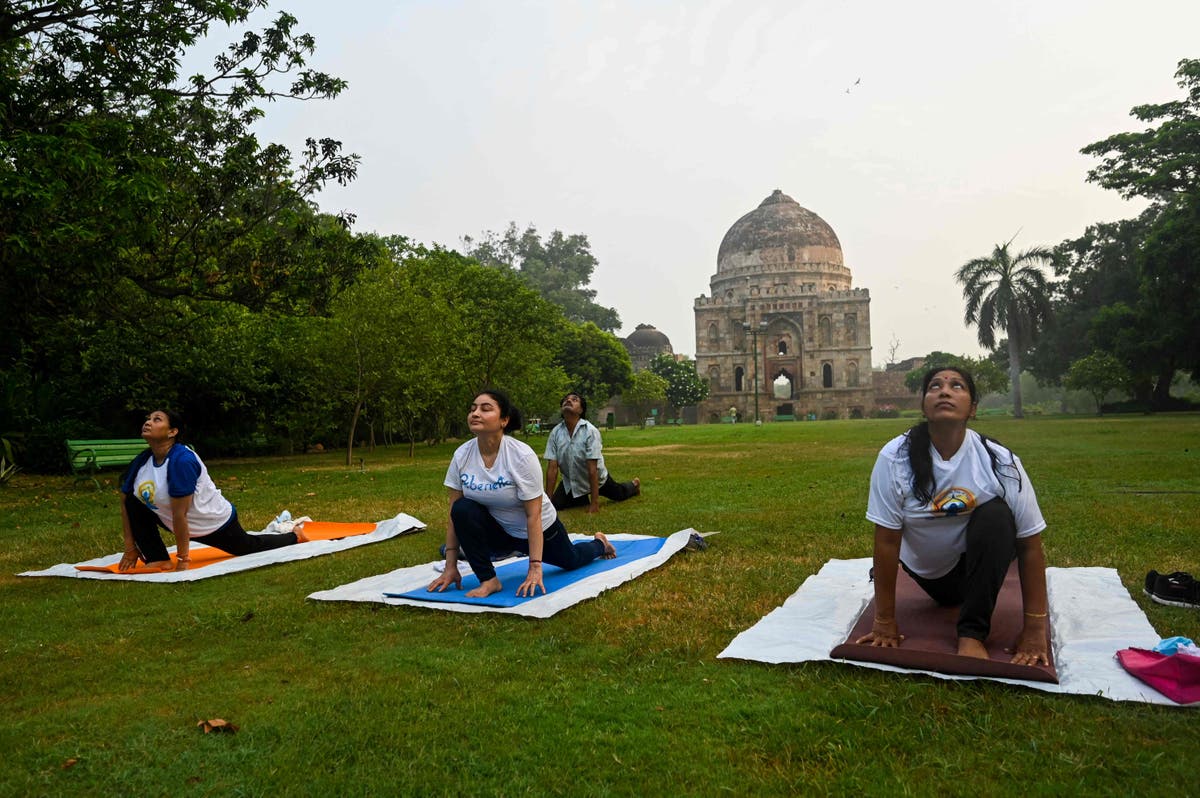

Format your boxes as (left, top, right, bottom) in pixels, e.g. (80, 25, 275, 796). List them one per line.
(694, 190, 873, 421)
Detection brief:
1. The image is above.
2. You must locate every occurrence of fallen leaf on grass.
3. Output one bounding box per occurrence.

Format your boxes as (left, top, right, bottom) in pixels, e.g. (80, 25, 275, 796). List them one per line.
(62, 758, 78, 769)
(197, 718, 239, 734)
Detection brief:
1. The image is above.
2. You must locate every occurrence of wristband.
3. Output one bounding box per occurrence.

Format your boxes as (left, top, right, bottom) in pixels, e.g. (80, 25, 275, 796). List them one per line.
(528, 559, 542, 564)
(1023, 611, 1048, 618)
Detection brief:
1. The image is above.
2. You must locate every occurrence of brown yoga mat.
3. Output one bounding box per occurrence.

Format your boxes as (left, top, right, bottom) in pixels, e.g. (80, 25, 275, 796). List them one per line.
(830, 562, 1058, 683)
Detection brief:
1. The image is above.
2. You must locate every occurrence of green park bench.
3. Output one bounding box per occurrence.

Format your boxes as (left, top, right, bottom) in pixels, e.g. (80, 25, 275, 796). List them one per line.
(66, 438, 148, 489)
(774, 414, 797, 422)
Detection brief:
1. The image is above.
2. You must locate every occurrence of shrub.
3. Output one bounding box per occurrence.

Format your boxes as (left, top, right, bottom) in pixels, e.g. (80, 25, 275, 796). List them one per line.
(872, 404, 900, 419)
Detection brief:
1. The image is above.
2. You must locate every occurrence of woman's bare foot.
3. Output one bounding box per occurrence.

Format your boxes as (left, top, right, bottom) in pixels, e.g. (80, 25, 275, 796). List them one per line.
(594, 532, 617, 559)
(294, 524, 310, 544)
(632, 478, 641, 496)
(957, 637, 990, 659)
(144, 559, 172, 572)
(466, 577, 503, 598)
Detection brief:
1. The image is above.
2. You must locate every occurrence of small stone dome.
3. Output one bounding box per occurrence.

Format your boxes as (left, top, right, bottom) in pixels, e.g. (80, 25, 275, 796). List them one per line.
(625, 323, 672, 349)
(717, 189, 843, 271)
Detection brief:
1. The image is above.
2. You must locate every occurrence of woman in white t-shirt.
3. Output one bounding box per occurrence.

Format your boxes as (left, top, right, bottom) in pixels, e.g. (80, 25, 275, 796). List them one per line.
(427, 389, 616, 599)
(117, 409, 305, 572)
(860, 367, 1050, 665)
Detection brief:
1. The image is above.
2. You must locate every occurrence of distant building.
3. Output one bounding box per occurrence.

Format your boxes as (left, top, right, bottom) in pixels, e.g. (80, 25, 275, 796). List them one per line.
(624, 323, 674, 371)
(597, 323, 675, 426)
(874, 357, 927, 412)
(694, 190, 875, 421)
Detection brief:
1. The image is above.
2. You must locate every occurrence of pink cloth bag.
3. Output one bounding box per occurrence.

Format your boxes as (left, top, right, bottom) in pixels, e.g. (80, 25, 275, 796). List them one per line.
(1116, 648, 1200, 704)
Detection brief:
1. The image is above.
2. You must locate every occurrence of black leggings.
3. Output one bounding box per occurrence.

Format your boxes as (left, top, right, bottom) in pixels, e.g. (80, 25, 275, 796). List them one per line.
(124, 494, 298, 562)
(902, 497, 1018, 642)
(550, 475, 639, 510)
(450, 496, 603, 582)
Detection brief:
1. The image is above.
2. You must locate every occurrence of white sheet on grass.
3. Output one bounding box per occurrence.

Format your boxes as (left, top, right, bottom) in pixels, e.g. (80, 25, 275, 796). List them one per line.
(19, 513, 426, 582)
(718, 557, 1190, 706)
(307, 530, 693, 618)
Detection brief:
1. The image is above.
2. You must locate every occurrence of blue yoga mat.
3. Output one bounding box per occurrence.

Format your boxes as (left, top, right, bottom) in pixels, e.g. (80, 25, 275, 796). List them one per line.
(390, 537, 668, 607)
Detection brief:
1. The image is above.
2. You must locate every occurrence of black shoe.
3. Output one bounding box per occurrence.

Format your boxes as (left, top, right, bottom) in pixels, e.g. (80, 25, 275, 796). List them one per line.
(1145, 571, 1200, 608)
(684, 532, 708, 552)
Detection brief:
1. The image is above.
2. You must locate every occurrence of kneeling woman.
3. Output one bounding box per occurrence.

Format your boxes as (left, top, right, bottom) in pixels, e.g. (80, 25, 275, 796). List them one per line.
(428, 389, 615, 599)
(859, 367, 1050, 665)
(118, 410, 305, 572)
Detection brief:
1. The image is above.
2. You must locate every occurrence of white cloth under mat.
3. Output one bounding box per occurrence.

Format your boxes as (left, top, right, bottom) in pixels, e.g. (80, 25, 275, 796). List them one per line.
(307, 530, 694, 618)
(718, 557, 1190, 706)
(19, 513, 426, 582)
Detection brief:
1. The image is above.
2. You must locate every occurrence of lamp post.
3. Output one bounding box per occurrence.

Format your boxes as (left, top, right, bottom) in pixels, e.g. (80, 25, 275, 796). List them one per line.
(743, 320, 768, 424)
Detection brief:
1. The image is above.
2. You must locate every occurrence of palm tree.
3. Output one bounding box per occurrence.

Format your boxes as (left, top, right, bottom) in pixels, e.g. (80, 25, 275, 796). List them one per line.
(955, 242, 1054, 418)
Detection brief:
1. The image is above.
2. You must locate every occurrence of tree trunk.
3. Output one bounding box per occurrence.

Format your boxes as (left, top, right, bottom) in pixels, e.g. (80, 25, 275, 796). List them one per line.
(1152, 362, 1175, 407)
(346, 399, 363, 467)
(1007, 335, 1024, 418)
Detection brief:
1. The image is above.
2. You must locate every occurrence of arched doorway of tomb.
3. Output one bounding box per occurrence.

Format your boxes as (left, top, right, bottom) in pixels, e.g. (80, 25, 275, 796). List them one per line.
(822, 362, 833, 388)
(734, 366, 745, 392)
(772, 368, 795, 400)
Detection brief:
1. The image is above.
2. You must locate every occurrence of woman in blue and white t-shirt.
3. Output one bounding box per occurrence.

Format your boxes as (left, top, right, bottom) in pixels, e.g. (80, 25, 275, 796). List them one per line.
(427, 389, 616, 599)
(117, 409, 304, 572)
(860, 366, 1050, 666)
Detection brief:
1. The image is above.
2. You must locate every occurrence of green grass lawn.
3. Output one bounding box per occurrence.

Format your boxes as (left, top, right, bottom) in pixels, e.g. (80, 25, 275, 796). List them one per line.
(2, 415, 1198, 795)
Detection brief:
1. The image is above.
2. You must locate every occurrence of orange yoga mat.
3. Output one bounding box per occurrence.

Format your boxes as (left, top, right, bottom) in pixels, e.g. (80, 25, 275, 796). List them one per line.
(75, 521, 378, 574)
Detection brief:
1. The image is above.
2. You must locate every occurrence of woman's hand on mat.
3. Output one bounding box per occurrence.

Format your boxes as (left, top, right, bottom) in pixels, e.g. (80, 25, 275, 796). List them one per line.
(856, 616, 904, 647)
(516, 563, 545, 597)
(427, 567, 462, 592)
(1009, 623, 1049, 666)
(117, 551, 140, 572)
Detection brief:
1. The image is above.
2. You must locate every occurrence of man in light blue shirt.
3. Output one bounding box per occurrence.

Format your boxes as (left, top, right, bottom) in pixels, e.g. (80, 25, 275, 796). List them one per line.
(543, 393, 640, 513)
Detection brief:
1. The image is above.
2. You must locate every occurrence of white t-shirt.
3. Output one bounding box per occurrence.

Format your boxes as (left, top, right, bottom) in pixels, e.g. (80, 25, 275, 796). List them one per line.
(444, 435, 556, 538)
(866, 428, 1046, 579)
(126, 446, 233, 537)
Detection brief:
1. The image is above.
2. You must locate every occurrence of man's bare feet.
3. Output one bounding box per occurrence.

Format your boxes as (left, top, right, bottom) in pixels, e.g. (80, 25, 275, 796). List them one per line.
(594, 531, 617, 559)
(466, 577, 503, 598)
(957, 637, 990, 659)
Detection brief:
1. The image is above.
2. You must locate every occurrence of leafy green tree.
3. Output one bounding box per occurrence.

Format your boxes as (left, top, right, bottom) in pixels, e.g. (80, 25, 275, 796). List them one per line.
(462, 223, 621, 332)
(555, 322, 633, 412)
(1029, 217, 1146, 387)
(1064, 352, 1129, 414)
(904, 352, 1009, 398)
(1082, 58, 1200, 201)
(955, 242, 1054, 418)
(0, 2, 364, 453)
(360, 247, 570, 443)
(622, 371, 668, 428)
(648, 354, 709, 420)
(1080, 58, 1200, 394)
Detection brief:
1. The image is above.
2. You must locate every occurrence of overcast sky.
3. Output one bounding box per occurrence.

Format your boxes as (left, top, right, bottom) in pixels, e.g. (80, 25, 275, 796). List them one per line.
(226, 0, 1197, 363)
